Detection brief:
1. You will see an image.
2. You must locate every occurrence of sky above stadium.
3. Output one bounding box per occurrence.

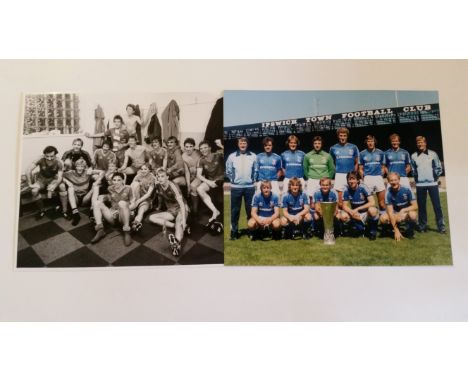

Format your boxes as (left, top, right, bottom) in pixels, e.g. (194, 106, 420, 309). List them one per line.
(224, 90, 439, 127)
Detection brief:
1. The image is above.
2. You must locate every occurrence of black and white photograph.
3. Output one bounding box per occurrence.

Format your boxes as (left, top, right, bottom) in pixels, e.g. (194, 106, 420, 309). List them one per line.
(16, 92, 224, 267)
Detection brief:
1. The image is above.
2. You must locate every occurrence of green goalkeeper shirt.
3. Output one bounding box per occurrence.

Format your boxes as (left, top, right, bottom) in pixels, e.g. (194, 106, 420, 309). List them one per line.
(303, 150, 335, 180)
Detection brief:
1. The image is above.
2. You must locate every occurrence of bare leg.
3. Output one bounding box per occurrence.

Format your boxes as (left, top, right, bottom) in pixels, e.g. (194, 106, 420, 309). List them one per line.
(197, 182, 220, 221)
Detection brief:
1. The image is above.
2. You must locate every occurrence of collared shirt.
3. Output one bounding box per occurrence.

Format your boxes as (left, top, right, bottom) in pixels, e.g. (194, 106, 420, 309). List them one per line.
(225, 150, 257, 188)
(312, 189, 338, 203)
(281, 150, 306, 178)
(256, 152, 282, 181)
(252, 192, 280, 217)
(330, 143, 359, 174)
(303, 150, 335, 180)
(411, 149, 443, 187)
(281, 191, 309, 214)
(359, 148, 385, 176)
(385, 186, 415, 212)
(343, 184, 371, 211)
(385, 148, 411, 177)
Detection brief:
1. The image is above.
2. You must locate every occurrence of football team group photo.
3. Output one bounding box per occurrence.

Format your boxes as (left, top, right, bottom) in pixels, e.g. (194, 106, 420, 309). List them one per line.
(223, 90, 452, 266)
(16, 92, 224, 267)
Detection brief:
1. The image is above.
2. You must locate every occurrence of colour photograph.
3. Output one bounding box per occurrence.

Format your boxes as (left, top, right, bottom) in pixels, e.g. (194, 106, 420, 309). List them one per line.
(223, 90, 452, 266)
(16, 92, 224, 267)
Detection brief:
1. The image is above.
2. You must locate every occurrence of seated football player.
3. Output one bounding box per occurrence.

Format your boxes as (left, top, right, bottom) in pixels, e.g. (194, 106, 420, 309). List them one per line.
(380, 172, 418, 241)
(93, 141, 116, 171)
(119, 135, 148, 177)
(90, 172, 135, 246)
(129, 163, 156, 232)
(147, 137, 167, 173)
(182, 137, 202, 210)
(339, 171, 379, 240)
(148, 168, 188, 257)
(58, 158, 104, 225)
(196, 140, 223, 223)
(312, 177, 340, 237)
(248, 180, 281, 240)
(26, 145, 64, 220)
(280, 177, 313, 239)
(165, 136, 185, 187)
(61, 138, 93, 170)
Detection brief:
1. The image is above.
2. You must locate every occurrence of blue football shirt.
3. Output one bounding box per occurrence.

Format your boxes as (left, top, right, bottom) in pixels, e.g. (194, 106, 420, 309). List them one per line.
(385, 148, 411, 177)
(313, 189, 339, 203)
(252, 192, 279, 217)
(385, 186, 415, 212)
(343, 184, 371, 210)
(330, 143, 360, 174)
(256, 152, 282, 181)
(359, 149, 385, 176)
(280, 191, 309, 214)
(281, 150, 305, 178)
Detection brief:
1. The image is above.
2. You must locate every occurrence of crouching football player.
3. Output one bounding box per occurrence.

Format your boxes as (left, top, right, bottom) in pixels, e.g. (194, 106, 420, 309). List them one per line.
(90, 172, 135, 246)
(280, 177, 313, 239)
(248, 180, 281, 240)
(312, 177, 340, 238)
(339, 171, 379, 240)
(380, 172, 418, 241)
(149, 168, 188, 257)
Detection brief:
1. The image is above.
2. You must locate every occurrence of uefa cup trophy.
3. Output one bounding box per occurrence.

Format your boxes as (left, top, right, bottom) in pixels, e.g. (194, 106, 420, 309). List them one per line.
(321, 201, 337, 245)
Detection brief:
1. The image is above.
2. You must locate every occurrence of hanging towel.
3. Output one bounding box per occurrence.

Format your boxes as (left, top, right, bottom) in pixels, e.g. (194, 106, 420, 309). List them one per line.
(161, 99, 180, 141)
(93, 105, 106, 150)
(204, 97, 223, 150)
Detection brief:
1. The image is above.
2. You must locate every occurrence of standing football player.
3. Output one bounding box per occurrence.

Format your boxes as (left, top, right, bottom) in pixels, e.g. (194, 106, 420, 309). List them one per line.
(255, 137, 282, 196)
(303, 135, 335, 198)
(358, 134, 386, 210)
(329, 128, 359, 199)
(384, 133, 411, 189)
(281, 135, 306, 193)
(411, 135, 446, 233)
(225, 136, 257, 240)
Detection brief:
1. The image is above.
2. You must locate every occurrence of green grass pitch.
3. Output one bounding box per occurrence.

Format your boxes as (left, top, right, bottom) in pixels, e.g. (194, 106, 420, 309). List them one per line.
(223, 192, 452, 266)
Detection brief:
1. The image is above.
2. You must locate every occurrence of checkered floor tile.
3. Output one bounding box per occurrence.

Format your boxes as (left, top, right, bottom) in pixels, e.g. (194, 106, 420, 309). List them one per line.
(17, 203, 224, 268)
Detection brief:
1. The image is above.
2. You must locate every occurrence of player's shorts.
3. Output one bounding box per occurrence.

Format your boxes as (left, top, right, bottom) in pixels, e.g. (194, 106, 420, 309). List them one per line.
(333, 173, 348, 192)
(282, 177, 305, 192)
(256, 180, 280, 196)
(136, 199, 152, 210)
(386, 176, 411, 190)
(364, 175, 385, 193)
(166, 204, 189, 220)
(306, 179, 320, 197)
(31, 175, 60, 191)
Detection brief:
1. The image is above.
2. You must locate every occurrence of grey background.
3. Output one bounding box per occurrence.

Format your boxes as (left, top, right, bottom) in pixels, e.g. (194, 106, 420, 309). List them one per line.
(1, 60, 467, 321)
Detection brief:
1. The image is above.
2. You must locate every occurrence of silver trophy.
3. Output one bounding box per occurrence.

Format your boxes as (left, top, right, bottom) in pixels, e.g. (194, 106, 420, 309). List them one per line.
(321, 202, 337, 245)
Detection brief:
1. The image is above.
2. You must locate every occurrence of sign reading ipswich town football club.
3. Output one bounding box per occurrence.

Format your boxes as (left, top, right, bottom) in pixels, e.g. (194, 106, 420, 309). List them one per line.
(223, 90, 452, 266)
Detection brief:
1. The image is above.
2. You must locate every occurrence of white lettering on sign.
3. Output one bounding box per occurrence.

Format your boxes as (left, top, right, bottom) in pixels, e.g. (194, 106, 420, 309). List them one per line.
(306, 115, 332, 122)
(402, 104, 432, 112)
(262, 119, 297, 128)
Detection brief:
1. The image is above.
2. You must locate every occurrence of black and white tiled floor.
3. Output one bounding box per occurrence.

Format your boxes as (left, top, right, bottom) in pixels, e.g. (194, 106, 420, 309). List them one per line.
(17, 202, 224, 268)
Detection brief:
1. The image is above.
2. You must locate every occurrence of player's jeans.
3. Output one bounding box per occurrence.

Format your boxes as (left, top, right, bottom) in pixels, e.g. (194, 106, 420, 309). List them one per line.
(230, 186, 255, 233)
(416, 185, 445, 231)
